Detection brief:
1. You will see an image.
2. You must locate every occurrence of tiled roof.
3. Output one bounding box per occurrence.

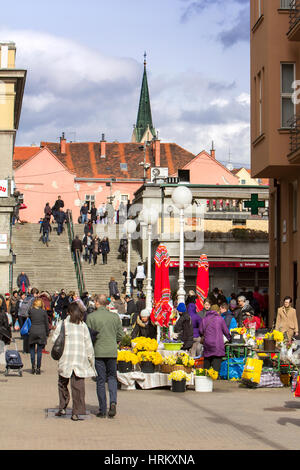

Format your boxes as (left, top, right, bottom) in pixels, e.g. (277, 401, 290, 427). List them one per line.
(13, 142, 197, 180)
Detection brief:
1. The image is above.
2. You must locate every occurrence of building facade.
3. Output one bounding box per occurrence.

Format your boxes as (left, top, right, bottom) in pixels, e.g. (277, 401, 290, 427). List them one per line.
(251, 0, 300, 326)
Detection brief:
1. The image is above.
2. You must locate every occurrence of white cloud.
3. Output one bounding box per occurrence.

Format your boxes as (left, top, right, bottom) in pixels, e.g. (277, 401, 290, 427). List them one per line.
(0, 28, 250, 167)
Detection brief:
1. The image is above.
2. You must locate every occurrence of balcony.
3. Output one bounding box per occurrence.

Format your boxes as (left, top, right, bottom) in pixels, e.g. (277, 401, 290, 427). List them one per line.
(287, 0, 300, 41)
(288, 115, 300, 162)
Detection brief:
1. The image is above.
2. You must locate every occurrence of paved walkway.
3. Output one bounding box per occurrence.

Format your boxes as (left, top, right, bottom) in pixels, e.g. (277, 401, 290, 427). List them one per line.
(0, 332, 299, 450)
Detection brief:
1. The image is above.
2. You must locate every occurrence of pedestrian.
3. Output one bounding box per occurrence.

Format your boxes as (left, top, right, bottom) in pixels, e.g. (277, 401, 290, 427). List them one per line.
(235, 296, 255, 327)
(91, 235, 100, 266)
(71, 235, 83, 260)
(199, 306, 231, 374)
(44, 202, 52, 222)
(125, 295, 137, 325)
(80, 203, 89, 224)
(0, 298, 11, 345)
(40, 217, 52, 246)
(112, 294, 126, 315)
(136, 292, 146, 316)
(187, 302, 202, 357)
(109, 277, 119, 298)
(56, 207, 66, 236)
(134, 262, 146, 292)
(90, 203, 97, 224)
(118, 238, 128, 262)
(86, 294, 124, 418)
(84, 220, 93, 236)
(173, 303, 194, 351)
(219, 302, 237, 331)
(197, 298, 211, 319)
(52, 195, 64, 222)
(100, 237, 110, 265)
(106, 203, 115, 225)
(82, 232, 93, 264)
(28, 298, 49, 374)
(54, 291, 69, 321)
(275, 296, 298, 342)
(9, 290, 19, 327)
(131, 309, 157, 339)
(123, 270, 134, 295)
(17, 271, 30, 295)
(186, 290, 197, 306)
(53, 302, 96, 421)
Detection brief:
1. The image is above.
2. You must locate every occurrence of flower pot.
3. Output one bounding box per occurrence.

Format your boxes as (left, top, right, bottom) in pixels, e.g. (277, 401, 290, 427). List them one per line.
(194, 375, 213, 392)
(117, 361, 133, 373)
(163, 342, 183, 351)
(171, 379, 186, 393)
(140, 361, 155, 374)
(263, 339, 276, 352)
(122, 317, 130, 327)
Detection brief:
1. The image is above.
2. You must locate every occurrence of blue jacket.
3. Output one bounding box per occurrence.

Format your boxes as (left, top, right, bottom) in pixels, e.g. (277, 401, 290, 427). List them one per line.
(221, 311, 237, 331)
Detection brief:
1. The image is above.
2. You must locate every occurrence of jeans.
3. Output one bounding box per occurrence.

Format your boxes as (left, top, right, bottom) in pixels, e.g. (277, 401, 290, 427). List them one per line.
(81, 213, 88, 224)
(95, 358, 117, 413)
(30, 343, 43, 367)
(85, 246, 92, 263)
(42, 231, 49, 244)
(57, 222, 63, 235)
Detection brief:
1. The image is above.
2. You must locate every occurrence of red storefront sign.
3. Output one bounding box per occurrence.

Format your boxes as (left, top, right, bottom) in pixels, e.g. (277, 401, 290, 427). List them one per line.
(169, 261, 269, 268)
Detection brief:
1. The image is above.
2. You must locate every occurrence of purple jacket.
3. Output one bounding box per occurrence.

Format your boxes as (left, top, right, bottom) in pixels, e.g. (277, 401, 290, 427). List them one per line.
(199, 310, 231, 358)
(187, 303, 201, 338)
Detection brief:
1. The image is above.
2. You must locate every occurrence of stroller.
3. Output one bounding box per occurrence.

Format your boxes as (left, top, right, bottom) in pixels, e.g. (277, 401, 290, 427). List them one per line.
(5, 339, 23, 377)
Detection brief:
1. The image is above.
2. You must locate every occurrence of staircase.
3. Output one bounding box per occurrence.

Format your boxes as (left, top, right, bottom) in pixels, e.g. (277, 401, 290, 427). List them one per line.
(73, 223, 142, 296)
(11, 223, 78, 293)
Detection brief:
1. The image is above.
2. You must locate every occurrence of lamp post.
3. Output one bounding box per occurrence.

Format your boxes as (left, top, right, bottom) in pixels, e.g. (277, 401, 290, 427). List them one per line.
(123, 219, 137, 296)
(139, 207, 158, 311)
(171, 186, 193, 304)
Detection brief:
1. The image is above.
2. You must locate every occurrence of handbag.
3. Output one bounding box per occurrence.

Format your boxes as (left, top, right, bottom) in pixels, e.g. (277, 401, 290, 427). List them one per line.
(51, 321, 65, 361)
(20, 318, 31, 336)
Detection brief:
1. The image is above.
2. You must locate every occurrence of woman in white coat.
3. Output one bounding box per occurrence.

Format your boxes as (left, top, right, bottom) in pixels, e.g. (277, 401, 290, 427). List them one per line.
(52, 302, 96, 421)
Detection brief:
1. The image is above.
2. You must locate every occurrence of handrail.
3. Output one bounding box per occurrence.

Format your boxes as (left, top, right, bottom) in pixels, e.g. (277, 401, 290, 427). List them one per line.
(289, 0, 300, 32)
(66, 209, 86, 296)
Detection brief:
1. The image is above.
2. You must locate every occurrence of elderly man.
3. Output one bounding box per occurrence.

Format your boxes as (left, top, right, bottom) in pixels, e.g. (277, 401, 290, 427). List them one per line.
(86, 294, 124, 419)
(235, 295, 255, 327)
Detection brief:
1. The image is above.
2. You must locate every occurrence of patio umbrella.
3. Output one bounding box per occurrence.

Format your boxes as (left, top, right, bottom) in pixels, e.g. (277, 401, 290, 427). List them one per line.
(150, 244, 172, 328)
(196, 254, 209, 313)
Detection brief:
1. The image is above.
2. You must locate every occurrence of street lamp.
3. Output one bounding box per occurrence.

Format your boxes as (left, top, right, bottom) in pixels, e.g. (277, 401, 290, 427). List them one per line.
(123, 219, 137, 296)
(139, 207, 159, 311)
(171, 186, 193, 304)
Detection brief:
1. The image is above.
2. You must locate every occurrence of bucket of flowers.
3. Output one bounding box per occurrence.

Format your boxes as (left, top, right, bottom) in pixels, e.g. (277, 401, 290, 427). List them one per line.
(263, 330, 284, 351)
(168, 370, 190, 393)
(194, 368, 218, 392)
(161, 354, 177, 373)
(131, 337, 158, 354)
(172, 352, 195, 374)
(117, 350, 139, 373)
(137, 351, 163, 373)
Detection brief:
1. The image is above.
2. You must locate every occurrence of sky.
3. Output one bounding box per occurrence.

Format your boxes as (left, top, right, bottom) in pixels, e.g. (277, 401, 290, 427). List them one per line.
(0, 0, 250, 167)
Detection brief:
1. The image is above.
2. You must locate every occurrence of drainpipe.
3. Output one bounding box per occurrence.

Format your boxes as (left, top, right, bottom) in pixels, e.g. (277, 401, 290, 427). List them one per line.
(274, 178, 281, 321)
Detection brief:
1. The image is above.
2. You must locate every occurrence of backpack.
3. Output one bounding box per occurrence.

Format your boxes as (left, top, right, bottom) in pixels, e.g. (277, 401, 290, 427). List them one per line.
(18, 296, 34, 318)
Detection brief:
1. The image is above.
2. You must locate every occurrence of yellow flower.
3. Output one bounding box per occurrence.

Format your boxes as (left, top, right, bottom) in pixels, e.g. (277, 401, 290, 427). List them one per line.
(117, 350, 139, 364)
(132, 337, 158, 353)
(168, 370, 191, 382)
(137, 351, 163, 365)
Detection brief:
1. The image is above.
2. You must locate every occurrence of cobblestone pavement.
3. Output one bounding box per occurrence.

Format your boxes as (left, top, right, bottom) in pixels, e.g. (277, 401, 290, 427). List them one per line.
(0, 332, 299, 450)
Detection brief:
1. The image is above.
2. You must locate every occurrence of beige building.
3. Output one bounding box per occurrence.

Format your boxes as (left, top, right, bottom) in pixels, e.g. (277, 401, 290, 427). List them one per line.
(0, 42, 26, 292)
(250, 0, 300, 326)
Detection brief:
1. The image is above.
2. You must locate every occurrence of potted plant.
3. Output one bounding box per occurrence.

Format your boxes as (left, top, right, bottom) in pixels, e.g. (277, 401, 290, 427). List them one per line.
(131, 337, 158, 353)
(173, 352, 195, 373)
(119, 334, 132, 350)
(263, 330, 284, 351)
(194, 368, 218, 392)
(168, 370, 190, 392)
(137, 351, 163, 373)
(161, 354, 177, 373)
(117, 350, 138, 373)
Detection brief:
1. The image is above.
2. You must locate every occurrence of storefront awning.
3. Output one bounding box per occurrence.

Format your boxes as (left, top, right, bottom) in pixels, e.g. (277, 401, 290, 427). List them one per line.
(169, 261, 269, 268)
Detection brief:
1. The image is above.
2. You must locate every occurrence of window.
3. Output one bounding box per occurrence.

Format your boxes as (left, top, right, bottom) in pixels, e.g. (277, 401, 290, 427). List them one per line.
(121, 195, 128, 202)
(258, 71, 263, 135)
(120, 163, 128, 171)
(280, 0, 293, 8)
(241, 179, 246, 185)
(258, 0, 262, 17)
(85, 194, 95, 210)
(281, 63, 295, 128)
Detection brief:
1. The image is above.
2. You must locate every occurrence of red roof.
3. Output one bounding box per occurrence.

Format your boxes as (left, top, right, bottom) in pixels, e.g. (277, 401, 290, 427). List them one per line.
(13, 142, 197, 180)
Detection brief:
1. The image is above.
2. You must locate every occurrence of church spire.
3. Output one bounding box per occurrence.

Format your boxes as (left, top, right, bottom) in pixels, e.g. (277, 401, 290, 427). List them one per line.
(132, 53, 156, 143)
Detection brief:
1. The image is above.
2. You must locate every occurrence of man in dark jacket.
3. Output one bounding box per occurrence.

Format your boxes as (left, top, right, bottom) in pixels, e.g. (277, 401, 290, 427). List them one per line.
(90, 203, 97, 224)
(56, 207, 66, 236)
(80, 203, 89, 224)
(40, 217, 52, 246)
(235, 296, 255, 327)
(125, 296, 137, 325)
(100, 237, 110, 265)
(174, 303, 194, 351)
(131, 309, 157, 339)
(52, 195, 64, 221)
(17, 272, 30, 295)
(71, 235, 83, 259)
(84, 221, 93, 236)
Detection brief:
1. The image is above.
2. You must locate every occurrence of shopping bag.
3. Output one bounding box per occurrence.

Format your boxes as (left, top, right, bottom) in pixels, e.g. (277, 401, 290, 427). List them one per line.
(241, 358, 263, 384)
(14, 319, 20, 331)
(20, 317, 31, 336)
(220, 358, 245, 380)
